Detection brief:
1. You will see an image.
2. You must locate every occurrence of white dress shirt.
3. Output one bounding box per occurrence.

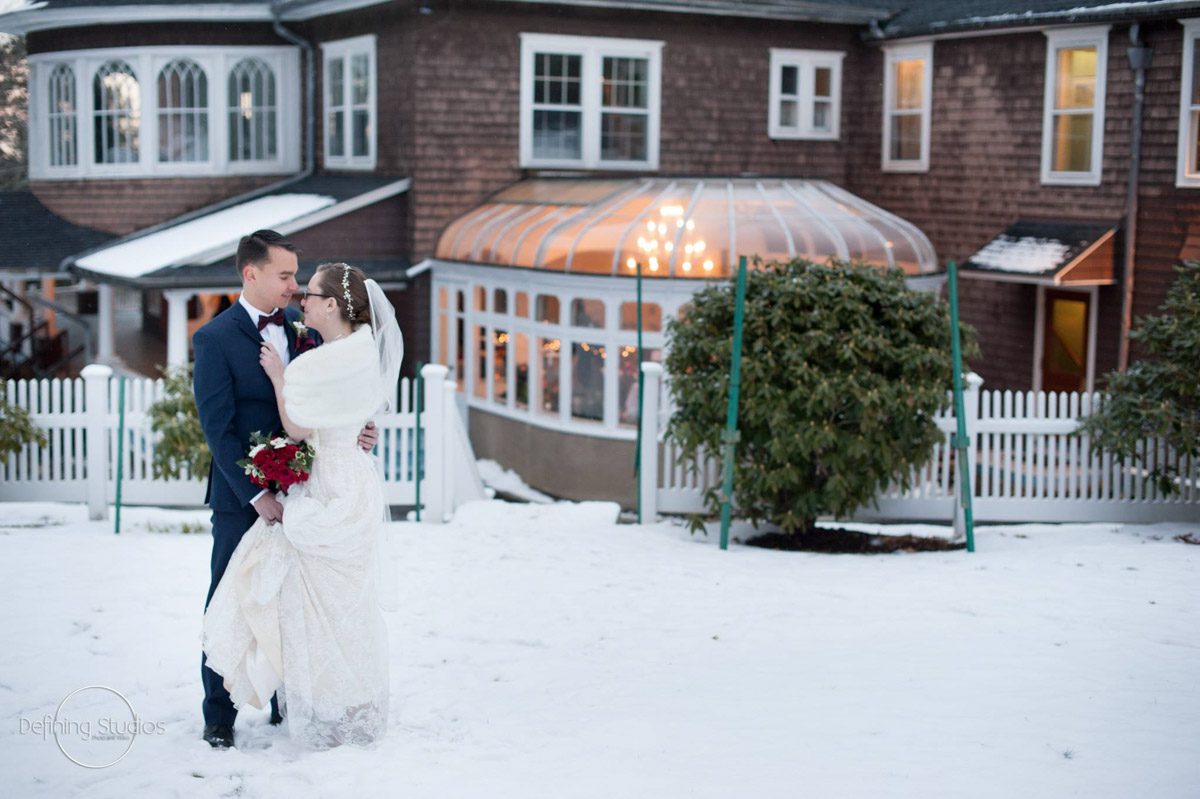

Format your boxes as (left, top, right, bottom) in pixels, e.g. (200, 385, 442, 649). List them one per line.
(238, 294, 291, 368)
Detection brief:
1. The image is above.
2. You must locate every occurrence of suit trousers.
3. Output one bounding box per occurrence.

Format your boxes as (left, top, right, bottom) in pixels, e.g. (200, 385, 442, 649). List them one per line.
(202, 505, 281, 727)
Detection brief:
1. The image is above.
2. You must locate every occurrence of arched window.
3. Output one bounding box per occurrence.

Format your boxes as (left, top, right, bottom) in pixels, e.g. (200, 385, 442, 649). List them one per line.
(48, 63, 76, 167)
(227, 57, 277, 161)
(158, 58, 209, 162)
(93, 60, 139, 164)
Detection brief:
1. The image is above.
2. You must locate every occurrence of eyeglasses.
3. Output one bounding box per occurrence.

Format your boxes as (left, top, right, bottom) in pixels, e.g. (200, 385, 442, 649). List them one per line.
(300, 290, 334, 301)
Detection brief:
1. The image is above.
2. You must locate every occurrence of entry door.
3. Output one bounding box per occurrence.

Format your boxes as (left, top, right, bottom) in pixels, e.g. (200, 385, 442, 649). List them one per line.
(1042, 289, 1090, 392)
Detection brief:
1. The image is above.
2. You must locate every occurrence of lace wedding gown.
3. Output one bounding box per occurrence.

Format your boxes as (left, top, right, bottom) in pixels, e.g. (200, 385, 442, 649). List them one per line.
(202, 327, 390, 749)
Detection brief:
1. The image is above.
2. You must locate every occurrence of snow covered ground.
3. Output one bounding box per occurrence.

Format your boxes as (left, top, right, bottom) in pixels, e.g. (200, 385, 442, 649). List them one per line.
(0, 500, 1196, 798)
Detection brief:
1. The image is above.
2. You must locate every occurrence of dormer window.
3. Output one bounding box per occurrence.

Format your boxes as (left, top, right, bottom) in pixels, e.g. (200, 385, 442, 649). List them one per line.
(29, 46, 300, 180)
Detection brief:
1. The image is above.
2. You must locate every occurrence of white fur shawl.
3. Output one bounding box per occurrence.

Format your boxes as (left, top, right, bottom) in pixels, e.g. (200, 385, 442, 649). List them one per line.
(282, 326, 385, 428)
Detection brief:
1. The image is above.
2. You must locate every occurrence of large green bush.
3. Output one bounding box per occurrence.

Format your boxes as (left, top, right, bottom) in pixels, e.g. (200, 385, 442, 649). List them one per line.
(665, 258, 974, 534)
(1078, 262, 1200, 494)
(148, 364, 211, 480)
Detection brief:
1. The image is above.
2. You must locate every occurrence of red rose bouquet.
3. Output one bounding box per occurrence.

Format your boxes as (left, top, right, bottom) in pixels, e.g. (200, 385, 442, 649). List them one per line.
(236, 431, 315, 494)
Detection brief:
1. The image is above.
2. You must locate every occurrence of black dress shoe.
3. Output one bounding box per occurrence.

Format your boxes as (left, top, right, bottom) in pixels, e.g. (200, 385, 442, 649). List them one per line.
(269, 708, 284, 726)
(203, 723, 235, 749)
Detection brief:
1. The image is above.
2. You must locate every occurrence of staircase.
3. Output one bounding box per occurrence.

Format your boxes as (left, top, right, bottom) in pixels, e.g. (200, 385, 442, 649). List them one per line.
(0, 284, 89, 380)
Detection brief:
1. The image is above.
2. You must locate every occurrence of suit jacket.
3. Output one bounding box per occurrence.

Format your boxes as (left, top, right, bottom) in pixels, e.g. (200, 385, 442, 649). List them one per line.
(193, 303, 313, 512)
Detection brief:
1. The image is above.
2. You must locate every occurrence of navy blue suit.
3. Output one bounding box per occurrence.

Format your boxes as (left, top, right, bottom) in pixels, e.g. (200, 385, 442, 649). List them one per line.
(193, 302, 307, 728)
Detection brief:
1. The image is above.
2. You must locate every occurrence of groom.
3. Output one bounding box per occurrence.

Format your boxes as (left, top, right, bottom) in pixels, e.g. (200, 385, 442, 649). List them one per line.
(193, 230, 377, 749)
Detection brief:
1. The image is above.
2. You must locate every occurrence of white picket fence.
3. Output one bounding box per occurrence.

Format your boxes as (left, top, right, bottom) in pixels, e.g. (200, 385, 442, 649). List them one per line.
(1, 363, 483, 522)
(638, 364, 1200, 524)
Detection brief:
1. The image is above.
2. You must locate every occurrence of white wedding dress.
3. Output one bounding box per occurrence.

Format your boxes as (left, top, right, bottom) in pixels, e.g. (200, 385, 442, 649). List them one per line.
(202, 326, 391, 749)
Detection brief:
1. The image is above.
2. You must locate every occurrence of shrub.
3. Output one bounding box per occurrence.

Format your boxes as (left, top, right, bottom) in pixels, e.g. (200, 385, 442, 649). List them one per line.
(0, 391, 46, 457)
(148, 363, 211, 480)
(665, 258, 974, 534)
(1078, 262, 1200, 494)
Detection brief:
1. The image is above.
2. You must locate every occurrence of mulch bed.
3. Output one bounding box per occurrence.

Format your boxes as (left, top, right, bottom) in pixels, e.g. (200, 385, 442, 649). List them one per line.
(744, 527, 965, 554)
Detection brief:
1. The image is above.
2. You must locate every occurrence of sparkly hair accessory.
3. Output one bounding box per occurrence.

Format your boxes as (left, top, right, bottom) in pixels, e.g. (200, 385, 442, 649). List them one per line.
(342, 264, 354, 320)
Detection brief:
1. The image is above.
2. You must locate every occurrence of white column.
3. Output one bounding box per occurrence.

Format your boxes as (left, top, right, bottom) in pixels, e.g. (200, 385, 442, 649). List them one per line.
(421, 363, 449, 524)
(82, 363, 112, 521)
(954, 372, 984, 536)
(639, 362, 663, 524)
(97, 284, 115, 361)
(165, 290, 191, 368)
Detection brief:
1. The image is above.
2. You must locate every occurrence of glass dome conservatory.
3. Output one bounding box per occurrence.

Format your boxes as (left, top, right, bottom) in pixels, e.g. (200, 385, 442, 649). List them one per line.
(428, 177, 939, 502)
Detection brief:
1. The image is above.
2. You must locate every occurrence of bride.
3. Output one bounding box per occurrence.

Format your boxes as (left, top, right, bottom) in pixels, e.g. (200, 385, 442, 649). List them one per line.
(202, 263, 402, 749)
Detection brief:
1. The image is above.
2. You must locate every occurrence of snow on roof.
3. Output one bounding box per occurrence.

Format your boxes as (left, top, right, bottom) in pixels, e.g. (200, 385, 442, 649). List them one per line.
(75, 193, 336, 279)
(968, 234, 1073, 274)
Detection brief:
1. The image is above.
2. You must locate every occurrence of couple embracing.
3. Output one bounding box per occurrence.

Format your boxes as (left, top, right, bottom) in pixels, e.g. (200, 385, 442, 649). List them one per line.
(194, 230, 403, 750)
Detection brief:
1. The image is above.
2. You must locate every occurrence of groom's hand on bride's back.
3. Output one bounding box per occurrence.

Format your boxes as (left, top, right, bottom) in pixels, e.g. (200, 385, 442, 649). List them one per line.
(358, 421, 378, 453)
(252, 492, 285, 524)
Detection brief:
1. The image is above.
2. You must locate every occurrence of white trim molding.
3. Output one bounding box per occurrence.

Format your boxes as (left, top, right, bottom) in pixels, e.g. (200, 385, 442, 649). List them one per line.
(881, 41, 933, 172)
(519, 32, 663, 171)
(320, 34, 378, 171)
(1041, 26, 1110, 186)
(1177, 18, 1200, 187)
(767, 48, 844, 140)
(27, 46, 301, 181)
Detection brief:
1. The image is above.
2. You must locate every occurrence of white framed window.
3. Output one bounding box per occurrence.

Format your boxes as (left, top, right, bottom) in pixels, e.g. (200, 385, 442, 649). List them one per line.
(1041, 26, 1109, 186)
(28, 46, 300, 180)
(321, 34, 376, 170)
(228, 57, 278, 163)
(1176, 19, 1200, 187)
(519, 33, 663, 171)
(768, 48, 844, 140)
(93, 59, 140, 166)
(882, 42, 932, 172)
(47, 63, 77, 167)
(157, 58, 209, 163)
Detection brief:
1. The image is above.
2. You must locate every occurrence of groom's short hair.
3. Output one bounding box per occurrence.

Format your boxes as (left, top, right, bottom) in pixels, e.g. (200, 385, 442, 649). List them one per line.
(236, 229, 300, 273)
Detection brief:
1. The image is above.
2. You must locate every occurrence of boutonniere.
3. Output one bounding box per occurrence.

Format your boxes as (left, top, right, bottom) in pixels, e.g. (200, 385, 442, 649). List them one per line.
(292, 320, 317, 354)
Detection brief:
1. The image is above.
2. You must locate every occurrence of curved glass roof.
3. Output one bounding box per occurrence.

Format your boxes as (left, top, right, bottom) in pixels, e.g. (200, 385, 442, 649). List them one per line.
(435, 178, 938, 279)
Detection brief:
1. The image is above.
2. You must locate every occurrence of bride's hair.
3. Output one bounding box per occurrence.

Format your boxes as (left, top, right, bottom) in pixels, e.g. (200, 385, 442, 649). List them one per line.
(313, 262, 371, 324)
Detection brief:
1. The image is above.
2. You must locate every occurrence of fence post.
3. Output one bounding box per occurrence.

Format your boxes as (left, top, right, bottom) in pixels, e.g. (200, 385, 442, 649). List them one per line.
(639, 362, 662, 524)
(420, 363, 449, 524)
(954, 372, 984, 535)
(81, 363, 112, 521)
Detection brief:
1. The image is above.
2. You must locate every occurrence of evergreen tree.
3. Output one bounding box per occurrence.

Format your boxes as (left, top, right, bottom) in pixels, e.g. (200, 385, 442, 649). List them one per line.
(0, 34, 27, 190)
(665, 258, 975, 534)
(1078, 262, 1200, 494)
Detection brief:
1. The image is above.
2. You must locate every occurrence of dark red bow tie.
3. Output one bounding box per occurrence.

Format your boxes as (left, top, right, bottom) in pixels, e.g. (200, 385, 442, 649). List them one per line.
(257, 309, 285, 331)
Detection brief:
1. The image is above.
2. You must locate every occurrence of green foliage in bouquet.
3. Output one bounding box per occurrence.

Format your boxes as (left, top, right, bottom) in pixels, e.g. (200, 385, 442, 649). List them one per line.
(1078, 262, 1200, 494)
(665, 258, 976, 535)
(148, 363, 211, 480)
(0, 392, 47, 457)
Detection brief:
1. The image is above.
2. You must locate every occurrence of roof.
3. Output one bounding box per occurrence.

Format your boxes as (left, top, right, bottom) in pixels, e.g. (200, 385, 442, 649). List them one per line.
(0, 0, 895, 34)
(490, 0, 894, 23)
(435, 177, 938, 278)
(961, 219, 1117, 285)
(67, 174, 410, 288)
(0, 0, 390, 34)
(0, 191, 114, 273)
(873, 0, 1200, 40)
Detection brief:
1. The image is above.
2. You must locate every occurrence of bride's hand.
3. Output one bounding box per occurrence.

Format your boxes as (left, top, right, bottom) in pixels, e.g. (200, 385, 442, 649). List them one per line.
(259, 342, 285, 386)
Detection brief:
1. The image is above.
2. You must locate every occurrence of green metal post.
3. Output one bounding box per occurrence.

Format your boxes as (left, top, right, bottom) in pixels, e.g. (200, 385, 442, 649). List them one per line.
(414, 362, 423, 522)
(635, 258, 644, 523)
(718, 256, 749, 551)
(947, 261, 976, 553)
(114, 375, 125, 534)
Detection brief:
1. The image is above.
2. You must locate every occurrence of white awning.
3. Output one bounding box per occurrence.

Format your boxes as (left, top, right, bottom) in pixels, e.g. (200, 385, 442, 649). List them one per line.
(75, 194, 337, 279)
